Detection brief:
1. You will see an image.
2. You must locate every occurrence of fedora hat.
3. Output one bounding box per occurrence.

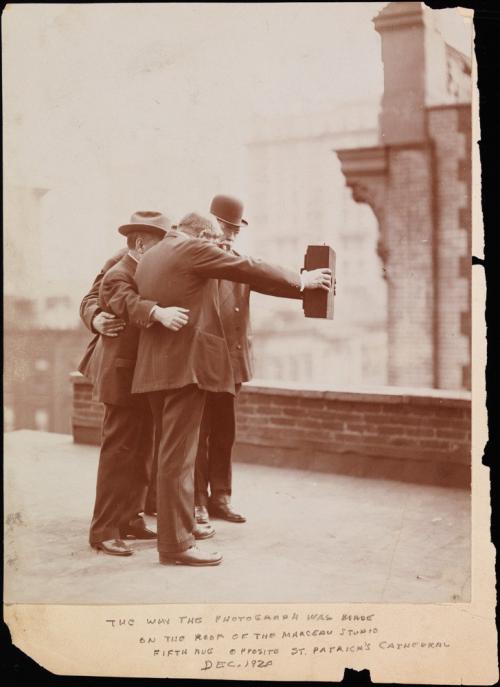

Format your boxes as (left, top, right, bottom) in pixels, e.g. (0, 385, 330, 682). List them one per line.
(118, 211, 171, 238)
(209, 195, 248, 227)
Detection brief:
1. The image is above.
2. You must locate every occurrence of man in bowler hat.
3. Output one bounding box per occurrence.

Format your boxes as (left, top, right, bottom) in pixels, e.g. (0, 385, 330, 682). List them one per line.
(132, 212, 332, 566)
(194, 194, 303, 526)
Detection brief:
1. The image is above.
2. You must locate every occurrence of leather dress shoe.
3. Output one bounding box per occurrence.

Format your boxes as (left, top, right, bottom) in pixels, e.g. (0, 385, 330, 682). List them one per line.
(193, 523, 215, 540)
(92, 539, 133, 556)
(207, 499, 246, 523)
(120, 523, 157, 540)
(195, 505, 210, 524)
(159, 546, 222, 567)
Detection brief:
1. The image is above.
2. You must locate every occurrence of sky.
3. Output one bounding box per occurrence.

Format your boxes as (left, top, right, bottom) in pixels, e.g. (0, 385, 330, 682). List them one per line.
(4, 3, 472, 300)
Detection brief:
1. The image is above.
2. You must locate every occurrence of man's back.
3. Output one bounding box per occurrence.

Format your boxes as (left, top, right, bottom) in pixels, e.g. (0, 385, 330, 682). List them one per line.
(133, 232, 233, 395)
(137, 232, 226, 335)
(133, 230, 302, 396)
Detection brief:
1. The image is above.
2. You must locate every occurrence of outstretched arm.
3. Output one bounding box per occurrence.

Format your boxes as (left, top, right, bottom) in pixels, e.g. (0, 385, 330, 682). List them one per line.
(191, 240, 332, 294)
(250, 281, 301, 300)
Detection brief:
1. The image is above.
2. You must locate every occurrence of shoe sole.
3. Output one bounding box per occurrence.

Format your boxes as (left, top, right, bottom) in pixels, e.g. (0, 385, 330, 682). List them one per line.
(194, 530, 215, 540)
(160, 558, 222, 566)
(92, 547, 133, 557)
(208, 514, 246, 523)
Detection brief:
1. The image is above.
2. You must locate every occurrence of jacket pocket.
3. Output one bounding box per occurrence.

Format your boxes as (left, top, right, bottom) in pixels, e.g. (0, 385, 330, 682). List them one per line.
(192, 329, 227, 387)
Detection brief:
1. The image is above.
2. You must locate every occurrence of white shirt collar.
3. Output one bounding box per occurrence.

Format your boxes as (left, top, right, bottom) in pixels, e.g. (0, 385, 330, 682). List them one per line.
(127, 251, 139, 264)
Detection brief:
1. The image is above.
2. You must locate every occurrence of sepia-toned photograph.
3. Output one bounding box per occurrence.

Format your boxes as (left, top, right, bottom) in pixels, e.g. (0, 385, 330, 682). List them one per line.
(4, 0, 480, 660)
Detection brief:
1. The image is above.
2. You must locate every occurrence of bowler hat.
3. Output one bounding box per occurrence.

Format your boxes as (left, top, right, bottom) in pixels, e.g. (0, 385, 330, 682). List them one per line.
(209, 195, 248, 227)
(118, 211, 171, 238)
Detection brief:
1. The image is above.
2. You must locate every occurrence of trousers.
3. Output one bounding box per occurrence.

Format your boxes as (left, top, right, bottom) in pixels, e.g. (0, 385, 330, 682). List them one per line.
(148, 384, 206, 554)
(194, 386, 240, 506)
(89, 399, 154, 545)
(144, 426, 160, 513)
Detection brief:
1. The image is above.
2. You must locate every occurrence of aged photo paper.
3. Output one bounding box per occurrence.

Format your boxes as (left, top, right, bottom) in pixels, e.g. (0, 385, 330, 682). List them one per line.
(3, 2, 497, 682)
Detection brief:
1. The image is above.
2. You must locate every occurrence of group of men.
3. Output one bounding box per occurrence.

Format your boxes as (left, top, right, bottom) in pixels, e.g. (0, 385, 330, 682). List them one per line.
(79, 195, 332, 566)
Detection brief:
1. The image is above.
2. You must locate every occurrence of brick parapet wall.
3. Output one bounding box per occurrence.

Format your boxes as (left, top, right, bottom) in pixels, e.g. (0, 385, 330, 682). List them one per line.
(71, 373, 105, 445)
(71, 374, 471, 488)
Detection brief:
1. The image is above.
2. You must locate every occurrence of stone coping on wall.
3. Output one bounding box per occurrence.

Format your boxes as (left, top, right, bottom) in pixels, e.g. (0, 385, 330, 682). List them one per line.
(240, 378, 470, 407)
(70, 371, 471, 407)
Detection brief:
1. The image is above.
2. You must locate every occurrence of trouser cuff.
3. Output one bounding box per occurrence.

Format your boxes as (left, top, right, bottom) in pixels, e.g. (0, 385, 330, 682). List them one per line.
(209, 490, 232, 502)
(89, 526, 121, 545)
(158, 535, 195, 555)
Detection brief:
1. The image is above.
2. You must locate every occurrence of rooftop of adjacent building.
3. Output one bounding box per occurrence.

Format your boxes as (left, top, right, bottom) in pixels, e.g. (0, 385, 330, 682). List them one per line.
(5, 430, 470, 606)
(248, 101, 380, 146)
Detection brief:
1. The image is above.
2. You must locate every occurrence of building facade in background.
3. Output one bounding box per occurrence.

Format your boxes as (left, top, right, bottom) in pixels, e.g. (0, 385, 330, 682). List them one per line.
(246, 2, 471, 393)
(4, 184, 90, 433)
(245, 104, 389, 388)
(4, 327, 89, 434)
(337, 2, 471, 391)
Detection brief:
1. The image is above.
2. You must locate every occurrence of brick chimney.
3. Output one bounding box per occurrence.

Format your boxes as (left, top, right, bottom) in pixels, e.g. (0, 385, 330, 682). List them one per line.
(374, 2, 471, 145)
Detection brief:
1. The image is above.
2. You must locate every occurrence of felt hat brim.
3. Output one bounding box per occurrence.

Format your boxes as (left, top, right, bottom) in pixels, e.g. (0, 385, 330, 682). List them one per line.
(118, 223, 168, 238)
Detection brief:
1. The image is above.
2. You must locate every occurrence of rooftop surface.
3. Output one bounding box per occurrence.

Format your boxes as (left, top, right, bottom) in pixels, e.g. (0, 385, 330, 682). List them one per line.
(4, 431, 470, 605)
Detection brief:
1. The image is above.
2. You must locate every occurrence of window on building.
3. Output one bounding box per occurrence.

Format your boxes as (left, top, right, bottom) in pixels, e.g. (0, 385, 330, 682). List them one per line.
(35, 358, 50, 372)
(34, 409, 49, 432)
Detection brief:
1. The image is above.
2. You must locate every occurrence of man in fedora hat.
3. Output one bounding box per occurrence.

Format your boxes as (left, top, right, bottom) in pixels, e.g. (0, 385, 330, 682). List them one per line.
(86, 211, 193, 556)
(132, 211, 332, 566)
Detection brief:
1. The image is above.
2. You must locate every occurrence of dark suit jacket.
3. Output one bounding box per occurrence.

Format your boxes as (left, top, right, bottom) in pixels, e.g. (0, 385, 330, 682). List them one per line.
(91, 253, 157, 406)
(78, 248, 127, 381)
(132, 231, 302, 396)
(218, 249, 302, 384)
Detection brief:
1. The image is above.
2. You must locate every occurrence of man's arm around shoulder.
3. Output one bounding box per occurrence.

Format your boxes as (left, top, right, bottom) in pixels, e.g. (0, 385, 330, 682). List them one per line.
(79, 248, 127, 335)
(100, 268, 157, 328)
